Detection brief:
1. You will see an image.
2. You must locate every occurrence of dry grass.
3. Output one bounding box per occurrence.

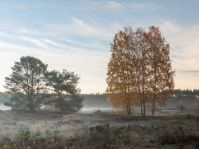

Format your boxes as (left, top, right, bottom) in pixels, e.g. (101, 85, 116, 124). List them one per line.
(0, 111, 198, 148)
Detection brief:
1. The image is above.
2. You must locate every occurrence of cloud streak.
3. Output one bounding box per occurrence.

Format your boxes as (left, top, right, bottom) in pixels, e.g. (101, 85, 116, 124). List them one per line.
(73, 0, 160, 12)
(99, 1, 160, 11)
(160, 22, 199, 71)
(178, 70, 199, 73)
(47, 17, 123, 41)
(159, 22, 199, 89)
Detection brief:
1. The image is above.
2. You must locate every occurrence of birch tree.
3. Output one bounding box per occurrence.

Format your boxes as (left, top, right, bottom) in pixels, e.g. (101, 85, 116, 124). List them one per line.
(107, 26, 174, 115)
(146, 26, 174, 115)
(106, 31, 136, 114)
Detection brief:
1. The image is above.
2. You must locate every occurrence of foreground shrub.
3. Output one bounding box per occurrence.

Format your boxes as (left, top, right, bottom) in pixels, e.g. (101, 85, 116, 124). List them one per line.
(159, 126, 199, 145)
(1, 124, 199, 149)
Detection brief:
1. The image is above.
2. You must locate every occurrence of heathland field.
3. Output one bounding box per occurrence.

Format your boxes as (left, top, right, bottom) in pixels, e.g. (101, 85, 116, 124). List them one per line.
(0, 111, 199, 149)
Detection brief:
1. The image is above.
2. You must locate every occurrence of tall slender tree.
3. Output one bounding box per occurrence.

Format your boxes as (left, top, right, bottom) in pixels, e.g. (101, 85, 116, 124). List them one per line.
(146, 26, 175, 115)
(128, 28, 150, 115)
(106, 31, 136, 114)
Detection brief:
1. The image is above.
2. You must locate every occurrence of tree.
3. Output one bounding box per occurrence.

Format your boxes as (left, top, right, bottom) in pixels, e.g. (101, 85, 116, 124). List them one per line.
(106, 26, 174, 115)
(4, 56, 47, 111)
(128, 27, 150, 116)
(44, 70, 83, 112)
(146, 26, 175, 115)
(106, 31, 136, 114)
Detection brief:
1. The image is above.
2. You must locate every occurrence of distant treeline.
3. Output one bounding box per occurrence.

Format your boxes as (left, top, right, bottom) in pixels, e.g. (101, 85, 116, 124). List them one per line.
(0, 89, 199, 105)
(81, 89, 199, 97)
(81, 93, 106, 98)
(174, 89, 199, 96)
(81, 90, 199, 108)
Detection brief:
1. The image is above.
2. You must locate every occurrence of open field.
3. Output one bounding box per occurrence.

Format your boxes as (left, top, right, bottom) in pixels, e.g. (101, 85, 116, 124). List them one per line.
(0, 111, 198, 148)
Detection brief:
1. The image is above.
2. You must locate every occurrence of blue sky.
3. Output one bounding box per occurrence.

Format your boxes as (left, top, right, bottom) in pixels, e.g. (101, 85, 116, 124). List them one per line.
(0, 0, 199, 93)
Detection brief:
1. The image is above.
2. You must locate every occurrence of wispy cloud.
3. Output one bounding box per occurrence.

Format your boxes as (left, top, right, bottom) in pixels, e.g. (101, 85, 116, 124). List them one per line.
(178, 70, 199, 73)
(159, 22, 199, 89)
(98, 1, 160, 11)
(47, 17, 123, 40)
(74, 0, 160, 12)
(100, 1, 124, 9)
(0, 1, 52, 12)
(20, 36, 49, 49)
(61, 38, 107, 50)
(160, 22, 199, 71)
(20, 36, 93, 52)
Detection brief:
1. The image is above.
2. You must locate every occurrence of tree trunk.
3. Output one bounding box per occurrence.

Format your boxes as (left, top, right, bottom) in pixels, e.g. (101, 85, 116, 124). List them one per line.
(152, 93, 155, 116)
(142, 92, 146, 116)
(140, 97, 143, 115)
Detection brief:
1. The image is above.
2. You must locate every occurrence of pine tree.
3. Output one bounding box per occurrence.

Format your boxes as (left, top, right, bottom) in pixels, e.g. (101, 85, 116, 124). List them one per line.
(4, 56, 47, 111)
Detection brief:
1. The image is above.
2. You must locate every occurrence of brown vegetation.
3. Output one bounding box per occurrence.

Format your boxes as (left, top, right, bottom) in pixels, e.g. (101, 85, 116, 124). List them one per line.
(0, 112, 198, 149)
(106, 26, 174, 116)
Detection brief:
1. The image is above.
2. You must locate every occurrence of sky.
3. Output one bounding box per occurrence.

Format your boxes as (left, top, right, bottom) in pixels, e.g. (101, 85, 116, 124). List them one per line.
(0, 0, 199, 93)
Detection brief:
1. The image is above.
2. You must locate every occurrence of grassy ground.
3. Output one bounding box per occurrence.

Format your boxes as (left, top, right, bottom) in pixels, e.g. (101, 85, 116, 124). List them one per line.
(0, 111, 198, 148)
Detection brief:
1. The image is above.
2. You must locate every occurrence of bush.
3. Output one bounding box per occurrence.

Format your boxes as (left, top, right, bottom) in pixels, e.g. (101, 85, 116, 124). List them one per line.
(16, 127, 32, 141)
(56, 96, 83, 112)
(178, 102, 186, 112)
(159, 126, 199, 145)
